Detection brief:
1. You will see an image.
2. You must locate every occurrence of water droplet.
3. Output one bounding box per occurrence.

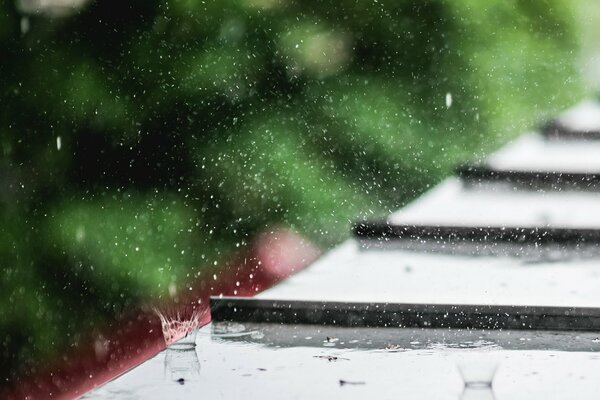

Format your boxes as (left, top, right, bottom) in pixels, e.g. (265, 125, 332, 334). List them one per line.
(445, 92, 453, 108)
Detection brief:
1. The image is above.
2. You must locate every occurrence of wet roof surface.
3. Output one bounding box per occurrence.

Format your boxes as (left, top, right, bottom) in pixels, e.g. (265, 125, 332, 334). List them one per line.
(84, 101, 600, 399)
(84, 323, 600, 400)
(488, 133, 600, 173)
(259, 242, 600, 307)
(389, 178, 600, 228)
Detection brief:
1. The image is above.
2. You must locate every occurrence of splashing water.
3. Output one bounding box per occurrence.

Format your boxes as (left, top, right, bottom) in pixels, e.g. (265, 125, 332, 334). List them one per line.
(154, 305, 207, 347)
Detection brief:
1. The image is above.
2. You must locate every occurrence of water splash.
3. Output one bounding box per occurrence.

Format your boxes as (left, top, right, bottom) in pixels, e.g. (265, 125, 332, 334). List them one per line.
(154, 305, 207, 347)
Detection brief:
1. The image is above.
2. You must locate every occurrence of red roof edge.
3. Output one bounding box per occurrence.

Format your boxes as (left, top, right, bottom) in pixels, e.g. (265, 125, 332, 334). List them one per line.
(3, 227, 320, 400)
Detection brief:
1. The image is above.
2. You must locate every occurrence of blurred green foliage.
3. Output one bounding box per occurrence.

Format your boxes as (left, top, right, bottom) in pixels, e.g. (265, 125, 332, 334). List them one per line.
(0, 0, 583, 383)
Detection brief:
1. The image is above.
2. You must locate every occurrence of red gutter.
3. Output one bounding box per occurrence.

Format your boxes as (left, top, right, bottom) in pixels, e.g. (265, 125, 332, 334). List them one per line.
(3, 227, 320, 400)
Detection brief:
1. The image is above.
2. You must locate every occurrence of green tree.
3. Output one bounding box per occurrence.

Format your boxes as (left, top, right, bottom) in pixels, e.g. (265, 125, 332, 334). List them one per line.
(0, 0, 582, 380)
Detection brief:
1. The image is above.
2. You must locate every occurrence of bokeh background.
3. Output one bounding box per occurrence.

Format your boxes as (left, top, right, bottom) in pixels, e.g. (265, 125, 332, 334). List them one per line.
(1, 0, 598, 388)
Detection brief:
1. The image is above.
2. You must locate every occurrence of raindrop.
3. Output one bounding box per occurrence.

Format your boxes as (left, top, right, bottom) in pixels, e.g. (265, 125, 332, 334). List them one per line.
(20, 17, 29, 35)
(446, 92, 453, 108)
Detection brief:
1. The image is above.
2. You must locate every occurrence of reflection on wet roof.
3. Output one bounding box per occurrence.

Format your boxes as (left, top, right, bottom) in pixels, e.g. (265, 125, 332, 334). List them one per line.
(85, 325, 600, 400)
(211, 321, 600, 352)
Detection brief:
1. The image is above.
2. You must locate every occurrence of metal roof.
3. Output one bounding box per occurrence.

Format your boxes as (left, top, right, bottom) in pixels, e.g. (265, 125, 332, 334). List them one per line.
(84, 100, 600, 399)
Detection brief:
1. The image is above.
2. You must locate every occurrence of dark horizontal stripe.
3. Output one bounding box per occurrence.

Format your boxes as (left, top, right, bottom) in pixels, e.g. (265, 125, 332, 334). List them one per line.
(541, 120, 600, 141)
(353, 222, 600, 245)
(457, 164, 600, 190)
(211, 297, 600, 331)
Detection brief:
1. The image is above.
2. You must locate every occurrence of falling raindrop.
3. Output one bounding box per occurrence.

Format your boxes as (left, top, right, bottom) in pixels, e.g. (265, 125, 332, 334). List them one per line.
(446, 92, 453, 109)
